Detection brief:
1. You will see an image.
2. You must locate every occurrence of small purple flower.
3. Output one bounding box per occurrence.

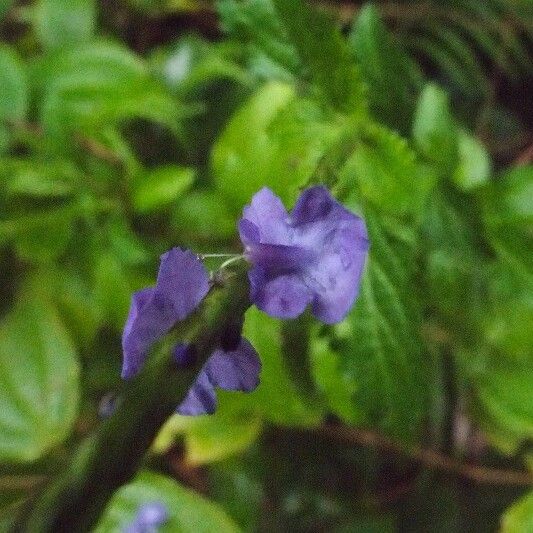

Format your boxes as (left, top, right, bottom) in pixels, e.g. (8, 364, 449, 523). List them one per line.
(122, 248, 210, 379)
(175, 338, 261, 415)
(124, 501, 168, 533)
(239, 186, 369, 324)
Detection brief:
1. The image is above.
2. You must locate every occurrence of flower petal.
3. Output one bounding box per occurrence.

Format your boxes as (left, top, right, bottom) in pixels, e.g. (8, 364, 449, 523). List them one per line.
(121, 287, 163, 379)
(176, 370, 217, 416)
(249, 269, 313, 319)
(238, 218, 261, 247)
(245, 242, 316, 271)
(241, 187, 291, 244)
(154, 248, 210, 324)
(239, 186, 369, 324)
(291, 185, 355, 226)
(206, 338, 261, 391)
(308, 224, 369, 324)
(121, 248, 209, 379)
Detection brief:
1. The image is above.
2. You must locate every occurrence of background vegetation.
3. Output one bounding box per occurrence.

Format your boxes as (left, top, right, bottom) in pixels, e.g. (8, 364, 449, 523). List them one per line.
(0, 0, 532, 531)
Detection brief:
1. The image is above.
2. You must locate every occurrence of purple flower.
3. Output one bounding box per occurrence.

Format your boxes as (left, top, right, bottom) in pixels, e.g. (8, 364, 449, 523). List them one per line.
(239, 186, 369, 324)
(122, 248, 210, 379)
(175, 338, 261, 415)
(121, 247, 261, 416)
(124, 501, 168, 533)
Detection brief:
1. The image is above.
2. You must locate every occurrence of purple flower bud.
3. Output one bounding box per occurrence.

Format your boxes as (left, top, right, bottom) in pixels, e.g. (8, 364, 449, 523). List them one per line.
(239, 186, 369, 324)
(124, 501, 168, 533)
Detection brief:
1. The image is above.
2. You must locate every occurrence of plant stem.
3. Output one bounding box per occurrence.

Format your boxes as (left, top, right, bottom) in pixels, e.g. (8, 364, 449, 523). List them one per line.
(15, 269, 251, 533)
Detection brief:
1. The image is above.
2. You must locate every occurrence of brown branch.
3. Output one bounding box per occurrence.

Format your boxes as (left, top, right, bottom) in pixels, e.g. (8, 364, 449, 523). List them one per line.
(75, 134, 122, 165)
(317, 424, 533, 487)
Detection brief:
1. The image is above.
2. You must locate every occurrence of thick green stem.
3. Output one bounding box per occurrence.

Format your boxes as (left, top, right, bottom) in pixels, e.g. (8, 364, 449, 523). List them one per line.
(16, 270, 250, 533)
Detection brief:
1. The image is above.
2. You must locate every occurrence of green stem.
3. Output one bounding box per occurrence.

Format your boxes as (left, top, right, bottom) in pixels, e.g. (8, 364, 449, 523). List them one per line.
(16, 270, 251, 533)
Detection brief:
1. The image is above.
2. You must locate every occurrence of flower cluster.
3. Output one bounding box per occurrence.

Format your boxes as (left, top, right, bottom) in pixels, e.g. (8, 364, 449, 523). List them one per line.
(122, 186, 368, 415)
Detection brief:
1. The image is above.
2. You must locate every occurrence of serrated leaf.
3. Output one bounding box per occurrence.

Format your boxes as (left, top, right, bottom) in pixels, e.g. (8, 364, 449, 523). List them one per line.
(217, 0, 299, 74)
(271, 0, 366, 114)
(95, 471, 241, 532)
(412, 83, 458, 172)
(482, 165, 533, 281)
(152, 35, 251, 94)
(0, 297, 80, 462)
(349, 4, 422, 133)
(34, 41, 180, 149)
(34, 0, 96, 50)
(473, 357, 533, 455)
(334, 211, 428, 440)
(310, 333, 361, 424)
(343, 124, 433, 217)
(421, 190, 486, 330)
(213, 84, 346, 211)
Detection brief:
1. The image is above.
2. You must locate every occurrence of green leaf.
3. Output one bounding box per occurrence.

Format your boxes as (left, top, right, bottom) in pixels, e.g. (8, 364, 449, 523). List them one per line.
(342, 124, 434, 217)
(152, 35, 251, 94)
(412, 83, 458, 172)
(0, 124, 10, 155)
(217, 0, 299, 75)
(334, 210, 429, 440)
(421, 190, 486, 331)
(34, 0, 96, 50)
(349, 4, 422, 133)
(95, 471, 241, 532)
(0, 44, 28, 124)
(452, 130, 491, 191)
(93, 252, 132, 330)
(133, 165, 195, 213)
(243, 307, 323, 426)
(0, 0, 15, 20)
(212, 81, 296, 210)
(154, 411, 261, 465)
(15, 218, 73, 262)
(0, 297, 80, 462)
(484, 165, 533, 227)
(34, 41, 180, 149)
(501, 491, 533, 533)
(271, 0, 366, 113)
(173, 190, 236, 241)
(0, 203, 78, 260)
(213, 84, 347, 211)
(483, 165, 533, 281)
(484, 264, 533, 360)
(473, 356, 533, 455)
(310, 333, 361, 424)
(0, 158, 79, 198)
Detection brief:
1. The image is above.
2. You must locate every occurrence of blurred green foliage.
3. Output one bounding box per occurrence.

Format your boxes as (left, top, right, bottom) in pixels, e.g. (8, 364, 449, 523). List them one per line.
(0, 0, 532, 531)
